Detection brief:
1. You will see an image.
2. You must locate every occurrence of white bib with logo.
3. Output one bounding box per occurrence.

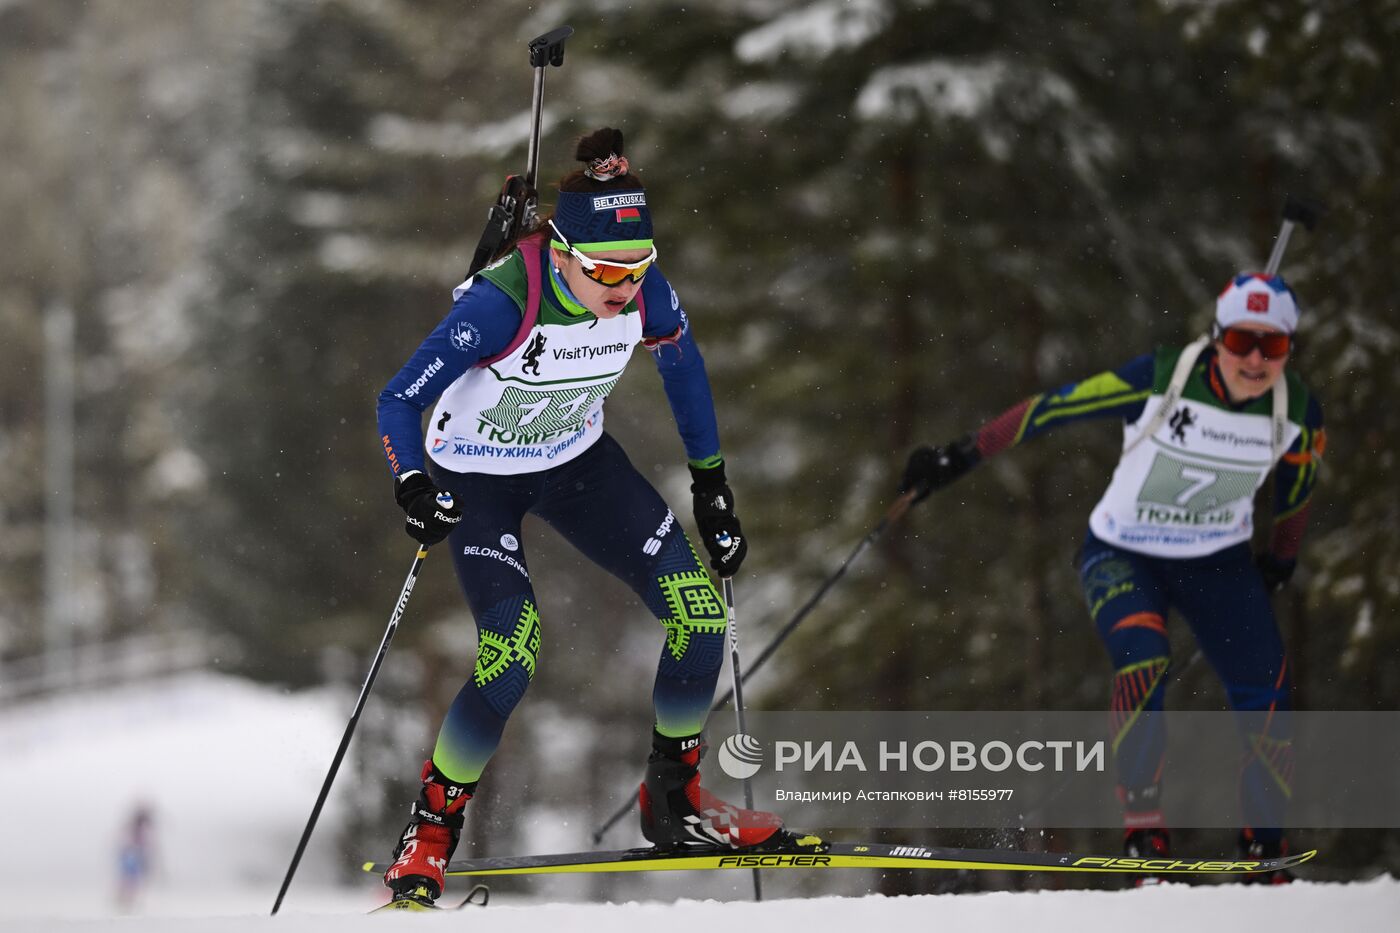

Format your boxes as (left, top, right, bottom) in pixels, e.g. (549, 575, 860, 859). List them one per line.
(1089, 392, 1300, 558)
(426, 312, 643, 475)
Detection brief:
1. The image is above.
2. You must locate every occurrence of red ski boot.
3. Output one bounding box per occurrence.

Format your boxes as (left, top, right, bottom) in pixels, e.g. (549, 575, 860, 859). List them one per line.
(1123, 827, 1171, 887)
(383, 760, 475, 904)
(639, 732, 787, 849)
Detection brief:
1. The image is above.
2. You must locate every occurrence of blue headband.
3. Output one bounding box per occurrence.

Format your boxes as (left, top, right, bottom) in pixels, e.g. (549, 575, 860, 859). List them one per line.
(552, 189, 654, 251)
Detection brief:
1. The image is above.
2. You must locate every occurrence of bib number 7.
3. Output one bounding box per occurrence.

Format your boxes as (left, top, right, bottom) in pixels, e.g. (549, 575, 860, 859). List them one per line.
(1175, 466, 1217, 507)
(480, 381, 618, 433)
(1138, 453, 1260, 513)
(516, 397, 552, 427)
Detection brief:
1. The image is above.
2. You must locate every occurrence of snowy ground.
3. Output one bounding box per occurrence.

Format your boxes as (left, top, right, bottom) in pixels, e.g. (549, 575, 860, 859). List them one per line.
(0, 672, 363, 920)
(1, 673, 1395, 931)
(0, 879, 1395, 932)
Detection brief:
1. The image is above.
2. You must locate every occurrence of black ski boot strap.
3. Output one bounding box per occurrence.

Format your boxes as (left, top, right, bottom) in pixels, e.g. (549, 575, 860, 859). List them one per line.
(650, 730, 705, 762)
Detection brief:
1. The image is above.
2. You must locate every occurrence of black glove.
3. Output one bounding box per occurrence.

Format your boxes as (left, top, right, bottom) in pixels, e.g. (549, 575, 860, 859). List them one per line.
(690, 462, 747, 577)
(900, 435, 980, 503)
(394, 471, 462, 545)
(1256, 552, 1296, 592)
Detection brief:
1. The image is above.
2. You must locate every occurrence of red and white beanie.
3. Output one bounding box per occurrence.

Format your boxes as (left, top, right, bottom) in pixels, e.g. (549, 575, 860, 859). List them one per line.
(1216, 273, 1299, 333)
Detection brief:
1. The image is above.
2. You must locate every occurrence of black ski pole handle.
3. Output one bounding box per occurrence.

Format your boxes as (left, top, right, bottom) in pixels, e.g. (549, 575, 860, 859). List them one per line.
(529, 25, 573, 69)
(524, 26, 573, 200)
(1263, 194, 1323, 276)
(466, 26, 573, 279)
(1281, 194, 1322, 231)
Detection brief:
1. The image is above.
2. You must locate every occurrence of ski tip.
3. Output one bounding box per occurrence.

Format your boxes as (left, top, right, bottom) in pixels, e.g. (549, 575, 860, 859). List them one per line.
(361, 861, 377, 873)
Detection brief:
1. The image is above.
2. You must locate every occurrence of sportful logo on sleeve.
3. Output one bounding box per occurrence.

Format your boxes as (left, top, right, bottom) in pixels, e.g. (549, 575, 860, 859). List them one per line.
(402, 357, 445, 398)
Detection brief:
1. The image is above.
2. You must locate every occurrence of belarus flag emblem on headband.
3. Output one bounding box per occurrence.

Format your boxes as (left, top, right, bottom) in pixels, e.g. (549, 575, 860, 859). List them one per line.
(615, 207, 642, 223)
(1247, 293, 1270, 312)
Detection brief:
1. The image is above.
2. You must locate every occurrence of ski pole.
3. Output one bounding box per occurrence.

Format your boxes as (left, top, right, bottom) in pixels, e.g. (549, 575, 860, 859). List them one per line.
(590, 490, 919, 844)
(1263, 194, 1321, 276)
(521, 26, 572, 233)
(466, 25, 573, 278)
(720, 576, 762, 902)
(271, 544, 431, 916)
(711, 489, 918, 713)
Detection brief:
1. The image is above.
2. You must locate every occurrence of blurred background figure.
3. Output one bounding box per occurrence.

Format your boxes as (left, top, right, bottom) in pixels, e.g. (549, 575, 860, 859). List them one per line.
(114, 803, 155, 912)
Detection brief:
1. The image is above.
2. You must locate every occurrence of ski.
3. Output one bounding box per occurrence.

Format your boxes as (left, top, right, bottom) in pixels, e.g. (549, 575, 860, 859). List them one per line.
(362, 838, 1315, 880)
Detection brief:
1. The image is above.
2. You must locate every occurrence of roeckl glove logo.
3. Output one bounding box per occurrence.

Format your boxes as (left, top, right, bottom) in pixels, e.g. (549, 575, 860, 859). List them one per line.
(715, 532, 741, 562)
(718, 733, 764, 780)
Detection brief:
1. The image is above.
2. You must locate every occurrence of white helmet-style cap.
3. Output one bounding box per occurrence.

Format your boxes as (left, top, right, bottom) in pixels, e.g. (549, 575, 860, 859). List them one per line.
(1215, 273, 1300, 333)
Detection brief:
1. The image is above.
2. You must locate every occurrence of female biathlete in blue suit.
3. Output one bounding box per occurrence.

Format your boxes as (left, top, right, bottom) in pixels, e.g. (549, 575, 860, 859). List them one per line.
(375, 128, 790, 906)
(901, 274, 1324, 875)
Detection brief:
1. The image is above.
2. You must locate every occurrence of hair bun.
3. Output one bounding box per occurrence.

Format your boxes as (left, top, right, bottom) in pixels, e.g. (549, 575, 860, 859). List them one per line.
(575, 127, 625, 163)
